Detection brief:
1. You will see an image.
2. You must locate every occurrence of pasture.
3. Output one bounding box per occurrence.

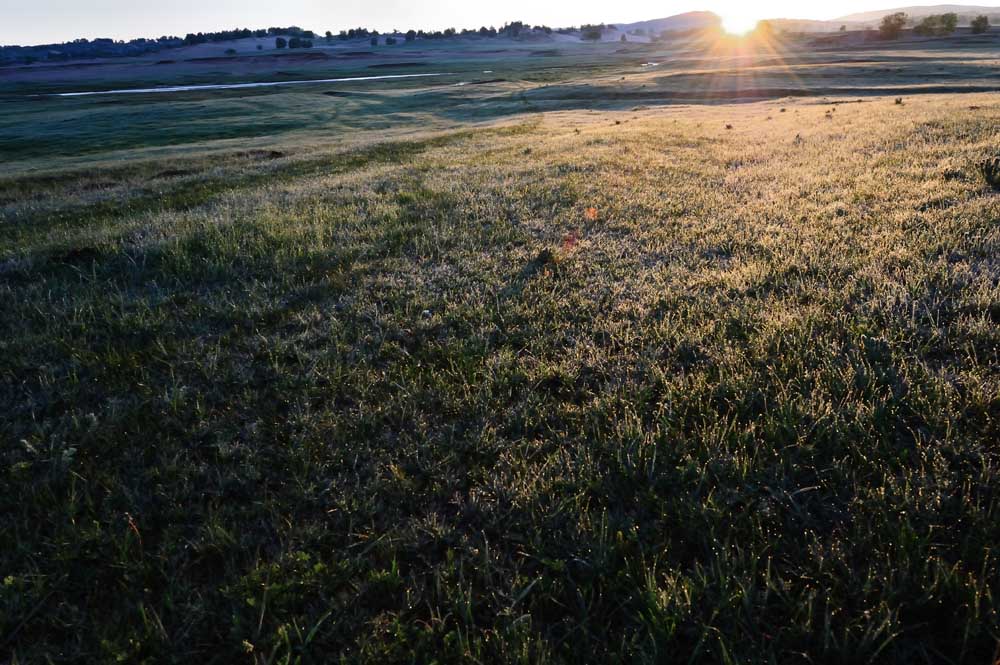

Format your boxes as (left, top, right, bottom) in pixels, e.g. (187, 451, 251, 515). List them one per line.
(1, 33, 999, 664)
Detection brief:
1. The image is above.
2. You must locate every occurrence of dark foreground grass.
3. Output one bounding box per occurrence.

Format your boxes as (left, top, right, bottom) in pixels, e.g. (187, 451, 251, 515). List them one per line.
(1, 96, 999, 664)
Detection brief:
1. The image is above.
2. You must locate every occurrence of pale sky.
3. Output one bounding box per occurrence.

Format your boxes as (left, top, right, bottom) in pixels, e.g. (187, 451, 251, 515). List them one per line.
(0, 0, 941, 45)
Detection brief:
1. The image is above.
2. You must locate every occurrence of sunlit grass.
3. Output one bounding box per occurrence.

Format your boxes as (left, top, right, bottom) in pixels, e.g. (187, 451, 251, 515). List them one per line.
(1, 94, 999, 663)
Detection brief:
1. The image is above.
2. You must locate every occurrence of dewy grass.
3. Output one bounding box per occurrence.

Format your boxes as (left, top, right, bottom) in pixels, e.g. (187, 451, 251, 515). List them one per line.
(1, 94, 999, 664)
(0, 123, 533, 253)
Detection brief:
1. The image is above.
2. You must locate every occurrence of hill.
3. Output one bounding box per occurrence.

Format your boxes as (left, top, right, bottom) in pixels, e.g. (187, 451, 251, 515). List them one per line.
(836, 4, 1000, 22)
(768, 18, 868, 32)
(615, 12, 862, 36)
(615, 11, 721, 36)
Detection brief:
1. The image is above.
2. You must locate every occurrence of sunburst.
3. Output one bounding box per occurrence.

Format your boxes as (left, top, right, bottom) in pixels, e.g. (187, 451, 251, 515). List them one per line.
(721, 13, 760, 36)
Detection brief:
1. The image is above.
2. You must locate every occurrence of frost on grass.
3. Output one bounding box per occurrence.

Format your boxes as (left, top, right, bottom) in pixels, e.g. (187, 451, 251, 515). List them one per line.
(1, 96, 1000, 664)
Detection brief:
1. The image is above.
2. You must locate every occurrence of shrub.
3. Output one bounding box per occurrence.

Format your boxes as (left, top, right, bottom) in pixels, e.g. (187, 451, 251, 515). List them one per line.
(275, 37, 287, 49)
(971, 15, 990, 34)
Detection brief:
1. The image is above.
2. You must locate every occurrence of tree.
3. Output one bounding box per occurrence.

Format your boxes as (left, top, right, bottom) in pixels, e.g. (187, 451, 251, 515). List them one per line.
(879, 12, 907, 39)
(914, 13, 958, 36)
(405, 30, 417, 41)
(386, 36, 397, 45)
(620, 34, 627, 42)
(914, 16, 935, 35)
(971, 15, 990, 33)
(499, 21, 525, 37)
(275, 37, 287, 49)
(581, 24, 603, 41)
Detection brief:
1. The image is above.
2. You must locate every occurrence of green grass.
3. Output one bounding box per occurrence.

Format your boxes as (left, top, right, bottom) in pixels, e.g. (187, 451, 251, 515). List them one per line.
(1, 94, 999, 663)
(5, 33, 1000, 173)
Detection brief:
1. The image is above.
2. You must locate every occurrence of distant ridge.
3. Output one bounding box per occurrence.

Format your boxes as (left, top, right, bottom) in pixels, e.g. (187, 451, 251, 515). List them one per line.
(615, 12, 855, 36)
(835, 4, 1000, 22)
(767, 19, 867, 32)
(615, 11, 721, 35)
(616, 5, 1000, 36)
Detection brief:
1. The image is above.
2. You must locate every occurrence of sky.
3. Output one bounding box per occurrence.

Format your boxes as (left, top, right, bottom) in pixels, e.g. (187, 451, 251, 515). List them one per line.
(0, 0, 956, 45)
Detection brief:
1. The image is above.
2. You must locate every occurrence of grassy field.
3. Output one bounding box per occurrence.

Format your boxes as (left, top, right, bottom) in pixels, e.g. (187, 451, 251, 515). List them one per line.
(2, 35, 1000, 664)
(4, 32, 1000, 170)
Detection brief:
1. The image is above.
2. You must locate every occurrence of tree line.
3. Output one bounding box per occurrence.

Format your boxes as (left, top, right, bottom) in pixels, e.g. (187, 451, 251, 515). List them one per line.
(321, 21, 555, 45)
(182, 27, 315, 46)
(3, 19, 633, 63)
(1, 26, 319, 63)
(0, 36, 185, 64)
(878, 12, 991, 39)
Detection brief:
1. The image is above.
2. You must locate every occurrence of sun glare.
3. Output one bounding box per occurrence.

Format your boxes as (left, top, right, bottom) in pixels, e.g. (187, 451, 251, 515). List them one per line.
(721, 14, 759, 35)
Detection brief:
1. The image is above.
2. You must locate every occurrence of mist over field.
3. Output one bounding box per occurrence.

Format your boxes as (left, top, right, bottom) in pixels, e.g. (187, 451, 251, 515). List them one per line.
(1, 4, 999, 663)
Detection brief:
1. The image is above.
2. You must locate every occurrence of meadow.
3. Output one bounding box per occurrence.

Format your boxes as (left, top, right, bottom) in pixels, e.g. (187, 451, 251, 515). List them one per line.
(1, 34, 1000, 663)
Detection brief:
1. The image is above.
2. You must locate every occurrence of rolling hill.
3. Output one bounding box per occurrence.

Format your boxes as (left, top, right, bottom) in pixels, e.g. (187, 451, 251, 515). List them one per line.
(836, 4, 1000, 22)
(615, 11, 721, 35)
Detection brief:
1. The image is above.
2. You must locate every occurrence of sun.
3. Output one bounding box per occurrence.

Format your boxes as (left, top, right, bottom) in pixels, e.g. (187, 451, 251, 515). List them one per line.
(721, 14, 760, 35)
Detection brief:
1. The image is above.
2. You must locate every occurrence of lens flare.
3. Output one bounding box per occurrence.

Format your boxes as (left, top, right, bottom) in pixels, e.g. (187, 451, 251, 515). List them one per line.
(721, 14, 759, 35)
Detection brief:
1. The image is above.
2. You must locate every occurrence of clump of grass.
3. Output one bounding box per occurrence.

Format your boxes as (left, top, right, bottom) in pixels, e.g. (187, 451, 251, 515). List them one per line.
(979, 156, 1000, 189)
